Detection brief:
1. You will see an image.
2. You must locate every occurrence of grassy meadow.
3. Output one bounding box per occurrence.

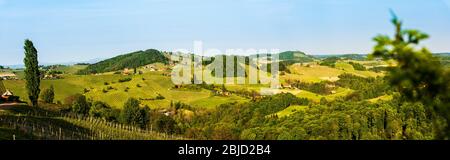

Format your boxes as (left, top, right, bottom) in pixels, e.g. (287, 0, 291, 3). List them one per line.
(4, 71, 248, 109)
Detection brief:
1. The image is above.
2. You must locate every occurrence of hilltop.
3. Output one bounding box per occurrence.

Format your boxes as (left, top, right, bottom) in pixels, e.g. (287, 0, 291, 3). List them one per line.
(277, 51, 316, 62)
(77, 49, 168, 74)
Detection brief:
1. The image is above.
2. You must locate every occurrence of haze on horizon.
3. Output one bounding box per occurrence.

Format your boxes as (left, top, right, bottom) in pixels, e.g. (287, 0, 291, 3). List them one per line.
(1, 0, 450, 65)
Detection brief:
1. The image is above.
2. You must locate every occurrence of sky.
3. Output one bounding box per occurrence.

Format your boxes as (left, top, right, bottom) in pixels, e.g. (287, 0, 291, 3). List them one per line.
(1, 0, 450, 65)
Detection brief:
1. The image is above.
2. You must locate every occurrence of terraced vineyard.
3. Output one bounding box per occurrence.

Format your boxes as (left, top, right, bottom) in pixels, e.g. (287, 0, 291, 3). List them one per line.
(0, 105, 183, 140)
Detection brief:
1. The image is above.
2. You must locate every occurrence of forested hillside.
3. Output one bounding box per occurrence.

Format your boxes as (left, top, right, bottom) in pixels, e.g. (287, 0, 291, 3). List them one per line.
(77, 49, 168, 74)
(277, 51, 316, 62)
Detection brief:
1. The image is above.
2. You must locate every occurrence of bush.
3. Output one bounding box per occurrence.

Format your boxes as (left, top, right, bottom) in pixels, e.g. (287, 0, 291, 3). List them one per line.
(156, 93, 165, 100)
(120, 98, 150, 128)
(70, 94, 90, 115)
(118, 77, 132, 83)
(41, 85, 55, 103)
(349, 62, 366, 71)
(89, 101, 110, 117)
(155, 115, 177, 134)
(83, 88, 90, 93)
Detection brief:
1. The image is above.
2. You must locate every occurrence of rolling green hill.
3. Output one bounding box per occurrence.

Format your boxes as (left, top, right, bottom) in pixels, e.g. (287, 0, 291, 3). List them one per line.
(3, 72, 248, 109)
(77, 49, 168, 74)
(277, 51, 315, 62)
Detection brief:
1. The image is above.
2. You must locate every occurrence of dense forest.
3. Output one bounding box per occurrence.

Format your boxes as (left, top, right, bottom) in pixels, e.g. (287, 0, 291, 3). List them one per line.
(77, 49, 168, 74)
(171, 93, 434, 140)
(336, 74, 391, 100)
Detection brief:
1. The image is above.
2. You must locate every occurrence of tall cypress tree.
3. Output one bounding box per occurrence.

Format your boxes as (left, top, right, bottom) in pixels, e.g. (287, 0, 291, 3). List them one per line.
(23, 39, 40, 107)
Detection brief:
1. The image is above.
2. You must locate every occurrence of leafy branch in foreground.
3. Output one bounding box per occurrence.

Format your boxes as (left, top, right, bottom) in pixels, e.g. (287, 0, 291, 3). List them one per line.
(370, 12, 450, 139)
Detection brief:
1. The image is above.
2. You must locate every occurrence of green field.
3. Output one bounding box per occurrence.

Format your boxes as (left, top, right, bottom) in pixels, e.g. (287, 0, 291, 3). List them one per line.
(293, 87, 353, 102)
(283, 62, 383, 83)
(4, 71, 248, 109)
(55, 65, 88, 74)
(270, 105, 308, 118)
(368, 95, 393, 103)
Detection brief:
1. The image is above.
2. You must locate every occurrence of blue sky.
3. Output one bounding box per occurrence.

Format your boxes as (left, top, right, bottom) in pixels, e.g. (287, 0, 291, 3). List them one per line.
(1, 0, 450, 65)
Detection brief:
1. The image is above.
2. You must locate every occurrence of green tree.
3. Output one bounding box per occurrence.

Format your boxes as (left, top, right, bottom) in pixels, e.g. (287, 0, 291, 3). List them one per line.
(71, 94, 90, 115)
(155, 115, 177, 134)
(89, 101, 110, 117)
(120, 98, 150, 128)
(41, 85, 55, 103)
(137, 106, 150, 129)
(23, 39, 41, 107)
(370, 13, 450, 139)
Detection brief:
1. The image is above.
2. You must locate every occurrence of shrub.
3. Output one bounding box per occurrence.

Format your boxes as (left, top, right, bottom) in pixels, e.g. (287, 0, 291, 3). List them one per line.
(155, 115, 177, 134)
(120, 98, 150, 128)
(71, 94, 90, 115)
(88, 101, 118, 122)
(41, 85, 55, 103)
(118, 77, 132, 83)
(349, 62, 367, 71)
(156, 93, 165, 100)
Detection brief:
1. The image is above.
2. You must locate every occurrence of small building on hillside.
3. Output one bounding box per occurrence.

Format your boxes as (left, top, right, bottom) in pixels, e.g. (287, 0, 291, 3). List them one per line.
(281, 83, 293, 89)
(43, 74, 62, 80)
(1, 90, 13, 99)
(0, 80, 19, 102)
(123, 68, 132, 75)
(173, 84, 183, 89)
(0, 73, 17, 80)
(213, 90, 231, 97)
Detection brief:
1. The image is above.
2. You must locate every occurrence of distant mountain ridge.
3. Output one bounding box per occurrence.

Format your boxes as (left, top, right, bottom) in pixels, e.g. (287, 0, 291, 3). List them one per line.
(77, 49, 168, 74)
(312, 54, 367, 60)
(254, 51, 316, 62)
(72, 50, 450, 75)
(1, 58, 104, 69)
